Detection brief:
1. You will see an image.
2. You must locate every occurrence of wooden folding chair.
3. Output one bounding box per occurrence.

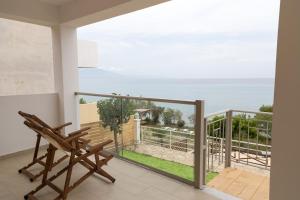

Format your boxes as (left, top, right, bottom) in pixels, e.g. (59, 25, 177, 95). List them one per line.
(23, 116, 115, 200)
(18, 111, 70, 182)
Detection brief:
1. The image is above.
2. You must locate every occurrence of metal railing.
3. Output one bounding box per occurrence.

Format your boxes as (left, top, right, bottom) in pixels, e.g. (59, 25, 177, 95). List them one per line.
(205, 112, 227, 172)
(205, 109, 273, 172)
(141, 126, 195, 152)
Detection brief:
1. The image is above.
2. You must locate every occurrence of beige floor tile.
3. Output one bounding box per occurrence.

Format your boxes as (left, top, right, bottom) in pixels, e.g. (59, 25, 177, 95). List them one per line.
(0, 149, 231, 200)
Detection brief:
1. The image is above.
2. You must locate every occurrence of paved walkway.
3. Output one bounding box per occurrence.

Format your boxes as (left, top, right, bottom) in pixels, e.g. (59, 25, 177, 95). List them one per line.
(207, 168, 270, 200)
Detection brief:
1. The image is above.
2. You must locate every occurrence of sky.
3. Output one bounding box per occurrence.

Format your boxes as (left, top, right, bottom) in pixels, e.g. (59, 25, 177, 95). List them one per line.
(77, 0, 280, 79)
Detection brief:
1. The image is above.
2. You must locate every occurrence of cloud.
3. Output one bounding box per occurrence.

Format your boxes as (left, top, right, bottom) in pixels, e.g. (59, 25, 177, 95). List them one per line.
(78, 0, 280, 78)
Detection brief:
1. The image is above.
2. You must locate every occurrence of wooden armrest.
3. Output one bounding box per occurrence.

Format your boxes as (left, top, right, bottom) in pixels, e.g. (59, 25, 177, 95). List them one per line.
(79, 138, 91, 144)
(65, 132, 88, 142)
(53, 122, 72, 131)
(87, 140, 113, 152)
(64, 127, 90, 142)
(67, 127, 90, 137)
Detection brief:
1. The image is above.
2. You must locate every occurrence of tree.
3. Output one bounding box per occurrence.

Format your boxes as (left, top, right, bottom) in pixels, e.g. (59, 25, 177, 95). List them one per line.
(97, 95, 134, 153)
(162, 108, 183, 126)
(174, 110, 183, 122)
(177, 120, 185, 128)
(162, 108, 175, 125)
(79, 97, 87, 104)
(259, 105, 273, 112)
(151, 106, 164, 124)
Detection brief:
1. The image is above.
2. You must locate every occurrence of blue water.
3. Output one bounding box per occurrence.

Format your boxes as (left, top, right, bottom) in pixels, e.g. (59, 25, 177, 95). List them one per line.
(79, 68, 274, 117)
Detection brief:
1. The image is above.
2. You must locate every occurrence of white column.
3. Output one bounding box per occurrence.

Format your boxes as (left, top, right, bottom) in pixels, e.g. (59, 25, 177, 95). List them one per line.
(51, 25, 79, 132)
(270, 1, 300, 199)
(134, 113, 141, 144)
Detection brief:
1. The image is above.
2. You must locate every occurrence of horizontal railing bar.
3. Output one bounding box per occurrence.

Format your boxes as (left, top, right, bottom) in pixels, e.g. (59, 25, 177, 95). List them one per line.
(143, 137, 194, 145)
(232, 143, 272, 148)
(204, 109, 273, 119)
(231, 140, 272, 147)
(207, 118, 226, 125)
(232, 146, 271, 152)
(231, 109, 273, 116)
(75, 92, 198, 105)
(142, 134, 195, 142)
(141, 127, 195, 135)
(142, 131, 194, 137)
(142, 140, 194, 151)
(205, 110, 229, 118)
(144, 137, 194, 144)
(207, 136, 272, 148)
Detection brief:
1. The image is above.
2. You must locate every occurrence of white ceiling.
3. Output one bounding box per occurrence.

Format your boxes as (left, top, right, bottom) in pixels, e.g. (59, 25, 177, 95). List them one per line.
(39, 0, 75, 6)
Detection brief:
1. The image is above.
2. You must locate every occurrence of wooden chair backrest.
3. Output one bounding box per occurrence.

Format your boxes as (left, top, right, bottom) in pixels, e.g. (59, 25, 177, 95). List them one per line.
(18, 111, 53, 131)
(24, 118, 73, 152)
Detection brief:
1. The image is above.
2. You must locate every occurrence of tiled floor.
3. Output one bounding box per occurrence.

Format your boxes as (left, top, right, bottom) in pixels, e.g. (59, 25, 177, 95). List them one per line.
(208, 168, 270, 200)
(0, 149, 234, 200)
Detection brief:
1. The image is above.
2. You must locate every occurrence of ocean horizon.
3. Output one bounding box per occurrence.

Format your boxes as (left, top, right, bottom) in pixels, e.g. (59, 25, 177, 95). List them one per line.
(79, 68, 275, 118)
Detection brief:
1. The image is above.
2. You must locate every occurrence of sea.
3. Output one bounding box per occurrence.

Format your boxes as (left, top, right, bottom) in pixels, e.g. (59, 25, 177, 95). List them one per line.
(79, 68, 274, 119)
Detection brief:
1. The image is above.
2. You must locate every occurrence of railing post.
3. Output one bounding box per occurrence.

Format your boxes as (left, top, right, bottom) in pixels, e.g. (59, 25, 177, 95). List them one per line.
(203, 117, 208, 184)
(169, 130, 172, 149)
(225, 110, 233, 168)
(194, 100, 205, 189)
(134, 118, 141, 144)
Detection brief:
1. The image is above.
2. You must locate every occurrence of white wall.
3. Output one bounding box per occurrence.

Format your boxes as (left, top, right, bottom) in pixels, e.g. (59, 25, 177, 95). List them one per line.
(270, 0, 300, 199)
(78, 40, 99, 68)
(0, 93, 59, 156)
(0, 18, 55, 96)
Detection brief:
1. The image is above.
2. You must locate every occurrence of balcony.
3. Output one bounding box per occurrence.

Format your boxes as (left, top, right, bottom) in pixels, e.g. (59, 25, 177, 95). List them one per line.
(0, 146, 231, 200)
(0, 91, 271, 199)
(0, 1, 300, 200)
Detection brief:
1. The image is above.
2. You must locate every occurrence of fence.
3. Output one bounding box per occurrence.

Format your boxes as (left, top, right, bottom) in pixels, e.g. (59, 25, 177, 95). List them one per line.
(141, 126, 194, 152)
(205, 110, 273, 172)
(139, 109, 273, 173)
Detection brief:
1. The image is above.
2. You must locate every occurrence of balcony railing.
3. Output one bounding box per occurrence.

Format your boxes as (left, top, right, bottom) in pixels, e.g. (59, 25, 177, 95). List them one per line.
(75, 92, 206, 188)
(76, 92, 272, 187)
(139, 109, 272, 174)
(205, 109, 272, 172)
(141, 126, 195, 152)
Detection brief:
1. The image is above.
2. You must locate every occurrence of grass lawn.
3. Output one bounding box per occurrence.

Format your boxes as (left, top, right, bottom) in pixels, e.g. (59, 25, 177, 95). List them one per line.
(120, 150, 218, 183)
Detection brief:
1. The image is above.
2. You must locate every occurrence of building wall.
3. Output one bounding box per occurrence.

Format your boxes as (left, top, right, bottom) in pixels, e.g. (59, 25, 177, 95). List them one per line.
(80, 103, 99, 124)
(0, 18, 55, 96)
(0, 93, 59, 156)
(0, 18, 98, 97)
(270, 1, 300, 199)
(78, 40, 99, 68)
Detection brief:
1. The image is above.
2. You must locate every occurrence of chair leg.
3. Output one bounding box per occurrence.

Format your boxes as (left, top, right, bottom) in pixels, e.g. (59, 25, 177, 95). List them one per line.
(96, 168, 115, 183)
(33, 134, 42, 161)
(62, 152, 75, 200)
(24, 146, 55, 199)
(18, 134, 46, 182)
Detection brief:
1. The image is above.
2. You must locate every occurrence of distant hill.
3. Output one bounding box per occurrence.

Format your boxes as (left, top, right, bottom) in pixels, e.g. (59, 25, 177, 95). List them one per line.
(79, 68, 123, 78)
(79, 68, 275, 85)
